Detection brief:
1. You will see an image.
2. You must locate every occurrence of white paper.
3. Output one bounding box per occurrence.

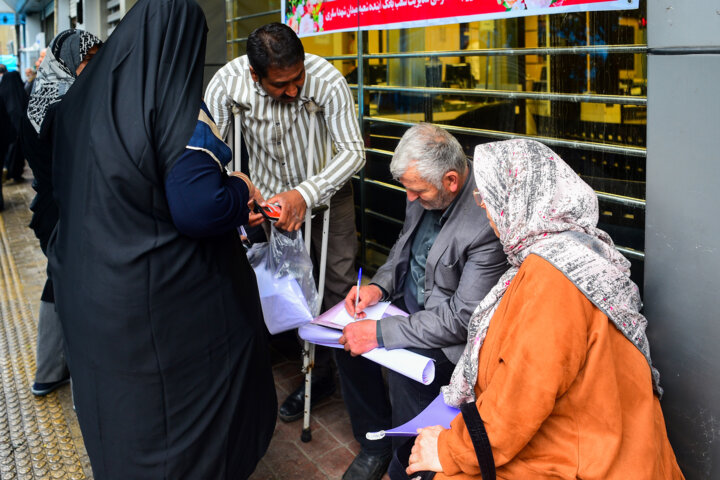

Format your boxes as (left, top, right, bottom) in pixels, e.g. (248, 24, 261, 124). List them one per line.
(330, 301, 392, 326)
(298, 323, 435, 385)
(311, 300, 402, 330)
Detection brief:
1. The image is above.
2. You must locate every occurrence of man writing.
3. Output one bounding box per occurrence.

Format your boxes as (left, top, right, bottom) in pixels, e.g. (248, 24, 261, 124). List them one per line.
(205, 23, 365, 421)
(336, 124, 508, 480)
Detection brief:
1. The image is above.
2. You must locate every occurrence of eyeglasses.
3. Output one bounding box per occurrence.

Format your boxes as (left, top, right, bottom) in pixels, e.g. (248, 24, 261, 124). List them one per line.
(472, 189, 485, 208)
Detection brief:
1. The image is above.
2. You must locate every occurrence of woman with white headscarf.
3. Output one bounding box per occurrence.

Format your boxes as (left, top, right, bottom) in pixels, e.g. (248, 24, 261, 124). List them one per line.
(404, 139, 684, 479)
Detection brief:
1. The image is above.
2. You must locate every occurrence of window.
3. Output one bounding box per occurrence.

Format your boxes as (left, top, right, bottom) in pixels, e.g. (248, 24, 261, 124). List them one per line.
(224, 0, 648, 287)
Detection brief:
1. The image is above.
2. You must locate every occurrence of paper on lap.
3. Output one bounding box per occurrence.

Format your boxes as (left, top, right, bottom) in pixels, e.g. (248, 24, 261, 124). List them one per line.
(311, 300, 397, 329)
(299, 300, 434, 385)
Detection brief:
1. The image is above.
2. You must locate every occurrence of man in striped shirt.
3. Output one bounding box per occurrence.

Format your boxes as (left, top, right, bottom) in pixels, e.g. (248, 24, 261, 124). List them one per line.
(205, 22, 365, 426)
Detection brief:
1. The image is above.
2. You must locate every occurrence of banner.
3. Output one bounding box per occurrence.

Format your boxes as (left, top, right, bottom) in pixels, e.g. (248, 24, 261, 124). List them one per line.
(283, 0, 639, 37)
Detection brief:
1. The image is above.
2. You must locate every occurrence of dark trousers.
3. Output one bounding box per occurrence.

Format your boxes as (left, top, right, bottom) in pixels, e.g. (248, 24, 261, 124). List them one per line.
(309, 183, 358, 380)
(335, 346, 455, 454)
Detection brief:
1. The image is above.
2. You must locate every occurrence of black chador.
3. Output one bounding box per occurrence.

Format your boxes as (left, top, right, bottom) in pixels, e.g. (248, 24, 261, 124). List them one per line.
(48, 1, 276, 477)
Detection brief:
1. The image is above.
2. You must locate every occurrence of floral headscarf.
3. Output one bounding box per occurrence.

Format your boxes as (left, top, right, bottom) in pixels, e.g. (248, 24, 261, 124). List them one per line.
(27, 29, 102, 133)
(442, 139, 661, 407)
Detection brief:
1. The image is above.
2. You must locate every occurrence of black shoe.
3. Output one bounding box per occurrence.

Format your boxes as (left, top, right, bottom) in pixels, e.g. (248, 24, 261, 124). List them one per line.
(278, 375, 336, 422)
(343, 450, 392, 480)
(31, 376, 70, 396)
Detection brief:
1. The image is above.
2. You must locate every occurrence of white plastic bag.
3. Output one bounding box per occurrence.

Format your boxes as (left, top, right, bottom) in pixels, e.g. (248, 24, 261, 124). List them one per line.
(246, 225, 320, 334)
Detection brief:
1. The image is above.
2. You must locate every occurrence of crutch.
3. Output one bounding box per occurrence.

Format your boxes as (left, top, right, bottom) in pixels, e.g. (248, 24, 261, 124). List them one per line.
(300, 101, 332, 442)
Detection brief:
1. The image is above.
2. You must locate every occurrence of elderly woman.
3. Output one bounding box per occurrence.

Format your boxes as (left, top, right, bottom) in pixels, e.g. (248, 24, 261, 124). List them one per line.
(405, 139, 684, 479)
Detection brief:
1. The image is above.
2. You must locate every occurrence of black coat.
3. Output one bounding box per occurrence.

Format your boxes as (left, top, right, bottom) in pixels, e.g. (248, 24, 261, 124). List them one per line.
(0, 71, 29, 179)
(20, 107, 58, 302)
(47, 1, 276, 477)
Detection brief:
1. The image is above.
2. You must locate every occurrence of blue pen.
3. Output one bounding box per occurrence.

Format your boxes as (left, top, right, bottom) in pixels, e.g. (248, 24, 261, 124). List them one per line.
(353, 267, 362, 321)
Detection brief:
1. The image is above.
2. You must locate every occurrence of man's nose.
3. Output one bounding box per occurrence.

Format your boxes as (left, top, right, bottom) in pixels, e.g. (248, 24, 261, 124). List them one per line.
(406, 191, 418, 202)
(286, 83, 298, 98)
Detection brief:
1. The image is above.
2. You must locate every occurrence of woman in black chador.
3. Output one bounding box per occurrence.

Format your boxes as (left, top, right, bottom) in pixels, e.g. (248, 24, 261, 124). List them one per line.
(0, 70, 28, 183)
(47, 0, 276, 478)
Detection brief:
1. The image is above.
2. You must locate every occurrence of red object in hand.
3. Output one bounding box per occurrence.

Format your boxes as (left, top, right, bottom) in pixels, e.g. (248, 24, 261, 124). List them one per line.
(254, 200, 282, 222)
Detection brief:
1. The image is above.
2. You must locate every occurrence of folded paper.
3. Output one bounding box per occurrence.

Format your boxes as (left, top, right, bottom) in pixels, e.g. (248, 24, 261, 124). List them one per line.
(365, 393, 460, 440)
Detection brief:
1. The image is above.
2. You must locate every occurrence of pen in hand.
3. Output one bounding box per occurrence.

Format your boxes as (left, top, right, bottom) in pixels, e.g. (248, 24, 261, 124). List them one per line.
(353, 267, 362, 321)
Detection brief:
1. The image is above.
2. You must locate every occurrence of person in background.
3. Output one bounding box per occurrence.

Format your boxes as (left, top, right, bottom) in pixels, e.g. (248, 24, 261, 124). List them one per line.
(47, 0, 276, 477)
(205, 22, 365, 422)
(20, 29, 102, 396)
(23, 67, 35, 94)
(402, 139, 685, 480)
(337, 124, 508, 480)
(24, 49, 47, 96)
(0, 70, 28, 183)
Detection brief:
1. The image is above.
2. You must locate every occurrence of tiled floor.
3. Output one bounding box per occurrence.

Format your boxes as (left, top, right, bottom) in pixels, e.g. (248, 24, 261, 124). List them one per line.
(254, 333, 391, 480)
(0, 173, 92, 479)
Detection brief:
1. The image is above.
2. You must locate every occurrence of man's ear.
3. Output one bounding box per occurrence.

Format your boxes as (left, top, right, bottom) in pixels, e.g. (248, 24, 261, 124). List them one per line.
(443, 170, 461, 193)
(249, 66, 259, 83)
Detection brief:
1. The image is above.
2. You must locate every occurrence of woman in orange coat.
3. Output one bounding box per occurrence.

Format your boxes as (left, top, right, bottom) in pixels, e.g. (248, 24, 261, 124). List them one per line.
(405, 139, 684, 480)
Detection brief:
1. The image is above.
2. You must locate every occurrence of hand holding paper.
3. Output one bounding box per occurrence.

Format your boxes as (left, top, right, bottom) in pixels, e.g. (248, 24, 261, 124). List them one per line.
(406, 426, 444, 475)
(299, 301, 436, 386)
(340, 320, 379, 356)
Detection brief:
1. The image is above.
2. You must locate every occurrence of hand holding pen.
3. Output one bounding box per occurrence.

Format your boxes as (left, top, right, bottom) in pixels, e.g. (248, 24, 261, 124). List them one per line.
(343, 272, 383, 319)
(352, 268, 362, 322)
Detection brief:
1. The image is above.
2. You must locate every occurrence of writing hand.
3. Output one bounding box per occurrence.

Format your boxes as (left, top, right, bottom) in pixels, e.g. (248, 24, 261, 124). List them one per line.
(406, 426, 444, 475)
(344, 285, 383, 319)
(266, 189, 306, 231)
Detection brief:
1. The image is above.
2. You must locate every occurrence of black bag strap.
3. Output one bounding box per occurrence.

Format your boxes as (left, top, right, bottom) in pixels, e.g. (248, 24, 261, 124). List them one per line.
(459, 401, 496, 480)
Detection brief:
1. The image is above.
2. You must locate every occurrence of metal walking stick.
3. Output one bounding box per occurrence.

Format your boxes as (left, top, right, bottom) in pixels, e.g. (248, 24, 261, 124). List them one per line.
(300, 100, 332, 442)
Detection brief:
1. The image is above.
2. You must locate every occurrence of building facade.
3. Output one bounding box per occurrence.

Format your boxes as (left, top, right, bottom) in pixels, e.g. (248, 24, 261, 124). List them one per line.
(9, 0, 137, 77)
(221, 1, 719, 478)
(225, 0, 648, 285)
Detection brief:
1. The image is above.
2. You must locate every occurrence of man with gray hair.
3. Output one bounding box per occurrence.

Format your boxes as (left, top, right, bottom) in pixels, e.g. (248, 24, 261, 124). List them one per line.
(335, 123, 508, 480)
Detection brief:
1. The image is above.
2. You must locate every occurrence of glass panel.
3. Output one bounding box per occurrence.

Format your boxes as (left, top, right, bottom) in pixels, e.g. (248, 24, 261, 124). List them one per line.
(224, 0, 649, 280)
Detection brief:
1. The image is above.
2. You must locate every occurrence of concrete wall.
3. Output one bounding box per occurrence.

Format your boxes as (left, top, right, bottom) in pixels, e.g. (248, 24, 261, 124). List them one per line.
(77, 0, 107, 40)
(645, 2, 720, 478)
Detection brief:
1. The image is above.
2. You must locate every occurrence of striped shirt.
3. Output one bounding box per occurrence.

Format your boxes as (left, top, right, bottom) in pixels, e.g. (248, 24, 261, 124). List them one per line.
(204, 54, 365, 209)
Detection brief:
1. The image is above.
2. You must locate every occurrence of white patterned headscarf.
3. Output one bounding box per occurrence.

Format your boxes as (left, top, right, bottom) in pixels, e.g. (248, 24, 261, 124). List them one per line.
(27, 29, 102, 133)
(442, 139, 661, 407)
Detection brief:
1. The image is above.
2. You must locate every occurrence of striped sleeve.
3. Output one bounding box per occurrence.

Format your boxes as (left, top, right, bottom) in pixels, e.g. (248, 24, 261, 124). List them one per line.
(294, 72, 365, 207)
(204, 67, 234, 141)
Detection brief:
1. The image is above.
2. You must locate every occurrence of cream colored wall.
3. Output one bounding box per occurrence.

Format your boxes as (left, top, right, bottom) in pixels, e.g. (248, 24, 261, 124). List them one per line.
(0, 24, 14, 56)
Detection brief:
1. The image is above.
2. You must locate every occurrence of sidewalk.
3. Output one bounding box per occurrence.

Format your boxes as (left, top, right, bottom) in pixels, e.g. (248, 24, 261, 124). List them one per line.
(0, 170, 389, 480)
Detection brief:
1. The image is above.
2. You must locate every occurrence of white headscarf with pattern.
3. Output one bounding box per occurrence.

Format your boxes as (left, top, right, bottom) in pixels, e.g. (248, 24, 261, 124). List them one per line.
(442, 139, 661, 407)
(27, 29, 102, 133)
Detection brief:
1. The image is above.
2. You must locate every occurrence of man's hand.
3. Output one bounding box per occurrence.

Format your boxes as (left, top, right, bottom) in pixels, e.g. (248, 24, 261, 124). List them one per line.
(344, 285, 383, 319)
(406, 426, 444, 475)
(339, 320, 379, 356)
(265, 189, 307, 231)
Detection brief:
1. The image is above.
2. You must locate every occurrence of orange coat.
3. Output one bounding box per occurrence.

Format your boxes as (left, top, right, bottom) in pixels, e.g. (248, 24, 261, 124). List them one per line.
(437, 255, 684, 480)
